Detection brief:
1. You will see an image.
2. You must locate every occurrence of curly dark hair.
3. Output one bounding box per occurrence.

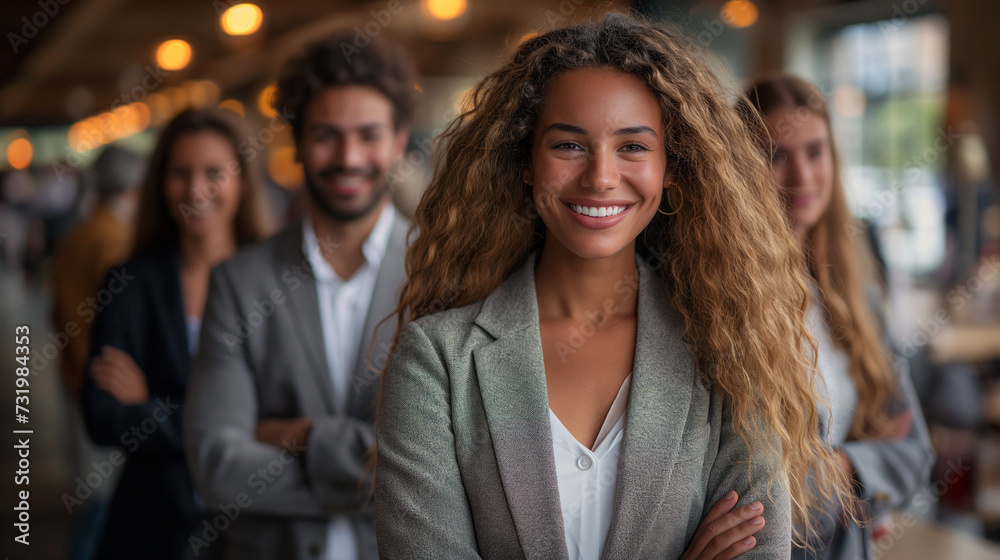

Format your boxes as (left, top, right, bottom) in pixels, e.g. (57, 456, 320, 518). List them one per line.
(272, 31, 419, 140)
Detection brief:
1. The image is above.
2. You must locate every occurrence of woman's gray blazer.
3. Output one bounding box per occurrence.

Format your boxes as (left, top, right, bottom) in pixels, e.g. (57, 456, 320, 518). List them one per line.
(375, 252, 792, 559)
(793, 325, 935, 560)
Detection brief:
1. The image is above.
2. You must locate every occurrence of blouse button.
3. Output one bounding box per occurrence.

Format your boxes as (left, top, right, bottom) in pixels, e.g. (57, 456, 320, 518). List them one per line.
(576, 455, 593, 471)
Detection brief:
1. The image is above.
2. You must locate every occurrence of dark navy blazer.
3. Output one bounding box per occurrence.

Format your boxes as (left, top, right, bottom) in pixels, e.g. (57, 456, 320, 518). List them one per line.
(81, 249, 202, 560)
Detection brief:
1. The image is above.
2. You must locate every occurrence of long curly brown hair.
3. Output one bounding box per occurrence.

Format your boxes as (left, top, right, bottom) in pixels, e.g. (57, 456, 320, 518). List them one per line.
(386, 12, 854, 542)
(740, 74, 896, 441)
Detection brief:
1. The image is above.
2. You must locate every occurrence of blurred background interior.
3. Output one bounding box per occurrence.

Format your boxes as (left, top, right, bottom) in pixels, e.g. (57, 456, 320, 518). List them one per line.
(0, 0, 999, 558)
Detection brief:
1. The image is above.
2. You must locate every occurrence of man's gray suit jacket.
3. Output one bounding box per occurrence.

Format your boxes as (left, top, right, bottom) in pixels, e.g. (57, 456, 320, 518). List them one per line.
(185, 211, 409, 560)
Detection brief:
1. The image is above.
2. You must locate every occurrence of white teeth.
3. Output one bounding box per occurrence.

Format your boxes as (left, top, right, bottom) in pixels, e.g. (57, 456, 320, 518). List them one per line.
(571, 204, 626, 217)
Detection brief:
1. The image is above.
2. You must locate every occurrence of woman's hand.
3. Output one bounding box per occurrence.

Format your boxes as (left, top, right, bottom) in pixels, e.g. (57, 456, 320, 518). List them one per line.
(90, 346, 149, 405)
(870, 410, 913, 441)
(679, 491, 766, 560)
(838, 410, 915, 485)
(835, 410, 916, 524)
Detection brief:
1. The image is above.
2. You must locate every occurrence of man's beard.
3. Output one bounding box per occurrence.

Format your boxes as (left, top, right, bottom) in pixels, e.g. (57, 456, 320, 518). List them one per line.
(304, 165, 390, 222)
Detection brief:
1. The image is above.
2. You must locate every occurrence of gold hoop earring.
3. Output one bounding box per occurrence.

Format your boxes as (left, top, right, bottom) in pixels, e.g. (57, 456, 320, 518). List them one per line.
(657, 184, 683, 216)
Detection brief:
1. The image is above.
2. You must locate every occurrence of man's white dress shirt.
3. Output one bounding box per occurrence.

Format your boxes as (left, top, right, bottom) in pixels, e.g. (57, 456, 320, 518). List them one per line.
(302, 204, 395, 560)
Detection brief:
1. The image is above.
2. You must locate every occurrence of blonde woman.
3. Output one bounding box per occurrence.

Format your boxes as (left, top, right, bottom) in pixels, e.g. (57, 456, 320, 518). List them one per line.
(741, 74, 934, 560)
(375, 14, 853, 559)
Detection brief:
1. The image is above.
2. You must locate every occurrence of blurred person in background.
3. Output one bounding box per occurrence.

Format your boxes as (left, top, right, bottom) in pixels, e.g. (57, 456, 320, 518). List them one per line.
(184, 32, 416, 560)
(740, 74, 935, 560)
(35, 164, 86, 256)
(52, 145, 144, 397)
(50, 144, 144, 560)
(81, 108, 271, 560)
(0, 169, 35, 272)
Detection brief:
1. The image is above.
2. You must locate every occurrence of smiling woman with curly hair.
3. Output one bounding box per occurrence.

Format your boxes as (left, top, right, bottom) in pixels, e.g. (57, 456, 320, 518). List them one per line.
(374, 12, 854, 559)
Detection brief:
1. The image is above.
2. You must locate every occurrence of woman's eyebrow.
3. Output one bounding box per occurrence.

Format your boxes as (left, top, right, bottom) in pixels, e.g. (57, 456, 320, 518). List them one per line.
(614, 125, 658, 138)
(542, 123, 659, 138)
(542, 122, 587, 135)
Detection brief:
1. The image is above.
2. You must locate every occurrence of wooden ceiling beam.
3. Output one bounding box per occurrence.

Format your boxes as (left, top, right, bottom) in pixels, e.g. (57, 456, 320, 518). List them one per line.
(0, 0, 128, 120)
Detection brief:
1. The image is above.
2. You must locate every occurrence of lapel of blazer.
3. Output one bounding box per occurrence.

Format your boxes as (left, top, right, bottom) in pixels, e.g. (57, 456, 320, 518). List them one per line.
(275, 221, 336, 412)
(162, 250, 191, 384)
(472, 253, 570, 560)
(348, 211, 410, 417)
(601, 256, 697, 559)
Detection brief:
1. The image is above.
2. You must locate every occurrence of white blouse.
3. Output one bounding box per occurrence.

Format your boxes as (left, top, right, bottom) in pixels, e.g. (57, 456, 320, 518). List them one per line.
(550, 374, 632, 560)
(806, 288, 858, 446)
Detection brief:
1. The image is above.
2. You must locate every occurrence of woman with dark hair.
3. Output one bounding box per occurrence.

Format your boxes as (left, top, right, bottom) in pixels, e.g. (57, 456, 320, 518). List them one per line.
(374, 13, 856, 560)
(81, 107, 271, 559)
(740, 74, 934, 560)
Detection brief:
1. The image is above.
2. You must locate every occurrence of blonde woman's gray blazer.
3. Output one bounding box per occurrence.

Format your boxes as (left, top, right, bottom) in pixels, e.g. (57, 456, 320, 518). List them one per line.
(374, 252, 793, 559)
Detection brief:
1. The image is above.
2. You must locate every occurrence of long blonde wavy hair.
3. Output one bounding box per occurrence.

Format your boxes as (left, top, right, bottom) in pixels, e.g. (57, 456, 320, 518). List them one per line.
(740, 74, 896, 441)
(384, 12, 854, 543)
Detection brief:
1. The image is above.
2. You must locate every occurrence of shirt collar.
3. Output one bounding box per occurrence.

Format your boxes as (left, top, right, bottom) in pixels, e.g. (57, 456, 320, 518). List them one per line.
(362, 202, 395, 270)
(302, 203, 396, 283)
